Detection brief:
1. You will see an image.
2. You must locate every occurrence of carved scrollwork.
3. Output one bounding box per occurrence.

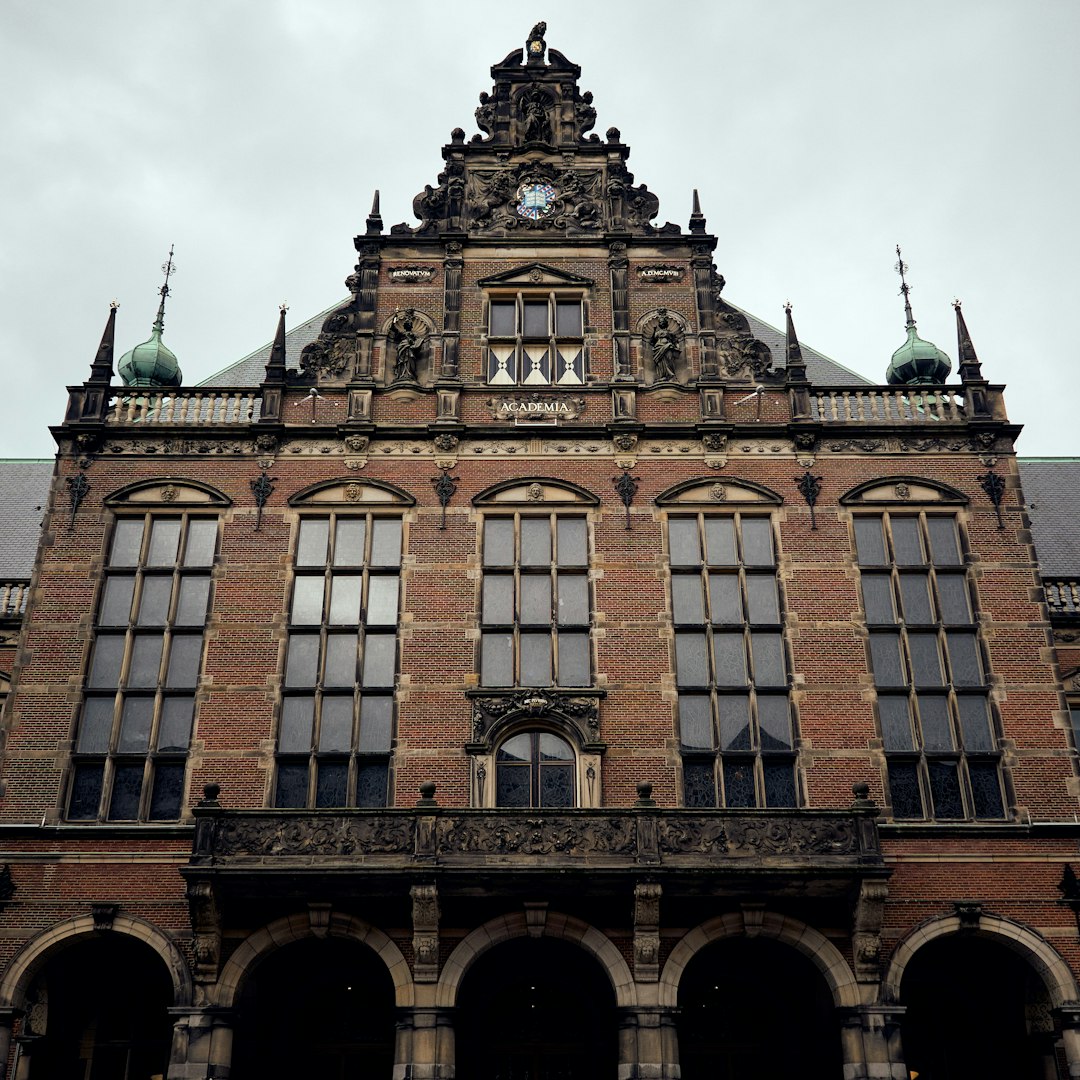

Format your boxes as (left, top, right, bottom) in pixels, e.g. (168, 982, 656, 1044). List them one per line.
(657, 815, 858, 857)
(212, 815, 413, 857)
(470, 690, 601, 750)
(436, 815, 636, 857)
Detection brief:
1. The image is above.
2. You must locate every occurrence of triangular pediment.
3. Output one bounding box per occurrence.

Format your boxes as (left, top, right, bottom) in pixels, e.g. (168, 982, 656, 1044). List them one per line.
(477, 263, 594, 288)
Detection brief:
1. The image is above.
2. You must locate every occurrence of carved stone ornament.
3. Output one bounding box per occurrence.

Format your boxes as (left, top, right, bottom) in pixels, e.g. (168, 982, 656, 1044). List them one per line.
(212, 815, 414, 858)
(388, 308, 427, 383)
(612, 433, 638, 453)
(388, 265, 437, 283)
(637, 265, 684, 282)
(300, 336, 354, 385)
(489, 394, 586, 423)
(526, 483, 545, 501)
(159, 484, 178, 503)
(343, 434, 369, 454)
(633, 882, 662, 981)
(702, 432, 728, 454)
(411, 883, 440, 982)
(437, 815, 636, 858)
(432, 433, 459, 453)
(644, 308, 685, 383)
(656, 815, 858, 857)
(709, 483, 726, 502)
(468, 162, 603, 232)
(470, 691, 601, 749)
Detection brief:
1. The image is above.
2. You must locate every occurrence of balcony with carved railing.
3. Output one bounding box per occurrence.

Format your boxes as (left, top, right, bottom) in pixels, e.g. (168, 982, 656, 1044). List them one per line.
(0, 581, 30, 619)
(809, 386, 973, 423)
(105, 388, 261, 425)
(1046, 579, 1080, 619)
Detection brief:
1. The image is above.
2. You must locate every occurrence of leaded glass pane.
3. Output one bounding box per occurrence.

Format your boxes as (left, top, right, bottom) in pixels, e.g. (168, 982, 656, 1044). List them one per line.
(899, 573, 934, 624)
(329, 575, 363, 625)
(740, 519, 774, 566)
(723, 759, 756, 807)
(555, 301, 582, 336)
(556, 574, 588, 625)
(496, 764, 530, 807)
(678, 696, 713, 749)
(481, 633, 513, 686)
(540, 764, 573, 807)
(520, 518, 551, 566)
(936, 574, 972, 624)
(917, 695, 953, 751)
(750, 633, 785, 686)
(745, 576, 779, 624)
(158, 697, 194, 752)
(762, 760, 797, 807)
(483, 576, 514, 624)
(109, 520, 144, 567)
(89, 635, 125, 688)
(297, 519, 329, 566)
(889, 763, 923, 818)
(107, 763, 143, 820)
(285, 634, 320, 686)
(672, 575, 705, 624)
(557, 518, 587, 566)
(484, 519, 515, 566)
(166, 635, 201, 688)
(146, 519, 182, 567)
(118, 698, 153, 753)
(183, 519, 217, 567)
(359, 696, 393, 753)
(675, 633, 710, 687)
(319, 697, 353, 752)
(356, 764, 388, 808)
(361, 634, 396, 687)
(520, 632, 552, 686)
(861, 575, 896, 624)
(498, 733, 531, 762)
(713, 632, 747, 685)
(708, 574, 742, 624)
(718, 696, 752, 751)
(854, 518, 887, 565)
(275, 762, 309, 808)
(957, 696, 994, 751)
(757, 696, 792, 750)
(669, 518, 702, 566)
(520, 576, 552, 624)
(879, 697, 914, 751)
(557, 632, 590, 687)
(869, 634, 905, 686)
(147, 763, 184, 819)
(909, 633, 944, 685)
(968, 761, 1005, 819)
(315, 761, 349, 807)
(369, 519, 402, 566)
(291, 577, 325, 624)
(323, 634, 358, 687)
(69, 764, 104, 820)
(77, 699, 114, 753)
(99, 576, 136, 626)
(946, 632, 983, 686)
(927, 517, 962, 566)
(890, 518, 924, 565)
(928, 760, 964, 818)
(279, 698, 314, 752)
(366, 576, 399, 626)
(175, 576, 210, 626)
(333, 518, 366, 566)
(129, 635, 164, 688)
(684, 762, 716, 807)
(490, 301, 515, 337)
(523, 301, 548, 338)
(704, 519, 736, 565)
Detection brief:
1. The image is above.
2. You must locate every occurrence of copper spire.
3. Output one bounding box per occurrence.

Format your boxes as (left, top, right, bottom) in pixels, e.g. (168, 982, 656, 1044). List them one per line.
(152, 245, 176, 336)
(88, 301, 119, 384)
(895, 244, 915, 328)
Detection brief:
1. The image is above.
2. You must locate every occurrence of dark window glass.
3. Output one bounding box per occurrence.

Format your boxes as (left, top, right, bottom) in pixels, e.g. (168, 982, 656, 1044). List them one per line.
(356, 763, 388, 807)
(750, 633, 785, 686)
(359, 697, 394, 753)
(99, 576, 136, 626)
(496, 763, 530, 807)
(917, 695, 953, 751)
(77, 699, 114, 753)
(555, 301, 582, 337)
(869, 634, 905, 686)
(275, 763, 309, 808)
(926, 517, 962, 566)
(723, 760, 756, 807)
(69, 764, 104, 820)
(175, 577, 210, 626)
(740, 519, 774, 567)
(279, 698, 314, 753)
(717, 696, 752, 751)
(129, 635, 164, 688)
(118, 698, 153, 753)
(522, 301, 548, 338)
(757, 697, 792, 750)
(936, 574, 972, 624)
(957, 697, 994, 752)
(676, 633, 710, 687)
(946, 632, 983, 686)
(166, 635, 202, 688)
(183, 520, 218, 567)
(678, 696, 713, 749)
(927, 760, 964, 818)
(763, 760, 797, 807)
(890, 518, 924, 565)
(490, 301, 516, 337)
(879, 697, 914, 751)
(861, 575, 896, 624)
(889, 763, 923, 818)
(146, 519, 182, 567)
(908, 633, 943, 685)
(315, 761, 349, 808)
(148, 763, 185, 819)
(89, 636, 125, 688)
(854, 518, 887, 565)
(158, 698, 194, 752)
(968, 762, 1005, 819)
(540, 764, 574, 807)
(319, 698, 353, 752)
(107, 763, 144, 820)
(899, 574, 934, 624)
(683, 762, 716, 807)
(708, 575, 742, 624)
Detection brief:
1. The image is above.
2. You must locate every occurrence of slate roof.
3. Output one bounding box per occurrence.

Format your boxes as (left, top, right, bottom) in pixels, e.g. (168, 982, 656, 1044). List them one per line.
(1018, 459, 1080, 578)
(0, 461, 52, 579)
(199, 300, 873, 389)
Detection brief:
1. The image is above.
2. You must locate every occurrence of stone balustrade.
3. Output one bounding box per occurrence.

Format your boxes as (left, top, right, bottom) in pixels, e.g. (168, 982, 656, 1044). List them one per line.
(106, 389, 261, 425)
(1046, 578, 1080, 617)
(811, 386, 968, 423)
(0, 580, 30, 617)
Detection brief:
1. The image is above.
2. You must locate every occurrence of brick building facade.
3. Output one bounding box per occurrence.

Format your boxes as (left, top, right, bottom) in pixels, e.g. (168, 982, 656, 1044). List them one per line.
(0, 24, 1079, 1080)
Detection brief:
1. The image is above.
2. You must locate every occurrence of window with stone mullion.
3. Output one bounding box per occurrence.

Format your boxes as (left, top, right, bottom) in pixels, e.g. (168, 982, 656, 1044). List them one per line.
(670, 514, 796, 809)
(486, 293, 585, 386)
(274, 515, 400, 809)
(68, 514, 214, 822)
(857, 513, 1003, 821)
(480, 514, 590, 689)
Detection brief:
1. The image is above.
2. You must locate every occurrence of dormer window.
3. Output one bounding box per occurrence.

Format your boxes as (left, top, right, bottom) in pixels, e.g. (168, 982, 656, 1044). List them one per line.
(486, 293, 585, 386)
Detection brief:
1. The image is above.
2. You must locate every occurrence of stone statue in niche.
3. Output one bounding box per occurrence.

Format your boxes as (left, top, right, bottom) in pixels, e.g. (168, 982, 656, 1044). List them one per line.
(389, 309, 425, 382)
(649, 309, 682, 381)
(519, 86, 552, 143)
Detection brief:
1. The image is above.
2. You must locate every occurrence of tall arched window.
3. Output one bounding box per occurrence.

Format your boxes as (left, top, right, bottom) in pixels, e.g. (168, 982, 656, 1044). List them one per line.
(496, 731, 575, 807)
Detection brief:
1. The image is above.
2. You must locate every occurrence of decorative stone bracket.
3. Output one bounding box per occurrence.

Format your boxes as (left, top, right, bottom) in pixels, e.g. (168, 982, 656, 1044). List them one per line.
(466, 689, 606, 753)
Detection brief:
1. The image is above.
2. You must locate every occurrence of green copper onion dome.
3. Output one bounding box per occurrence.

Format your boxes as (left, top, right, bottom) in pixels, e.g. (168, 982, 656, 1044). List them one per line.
(886, 246, 951, 386)
(118, 247, 183, 387)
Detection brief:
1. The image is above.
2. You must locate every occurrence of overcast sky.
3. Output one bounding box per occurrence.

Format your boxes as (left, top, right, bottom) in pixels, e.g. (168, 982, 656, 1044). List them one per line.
(3, 0, 1077, 459)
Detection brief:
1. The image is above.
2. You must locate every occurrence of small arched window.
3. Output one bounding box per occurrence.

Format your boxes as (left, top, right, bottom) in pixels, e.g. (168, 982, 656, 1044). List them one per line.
(496, 731, 575, 808)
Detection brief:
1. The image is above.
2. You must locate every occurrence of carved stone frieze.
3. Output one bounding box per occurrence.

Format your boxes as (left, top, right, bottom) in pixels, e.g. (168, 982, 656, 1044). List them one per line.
(826, 439, 885, 453)
(411, 883, 440, 982)
(186, 880, 221, 983)
(436, 815, 636, 857)
(852, 879, 889, 982)
(544, 440, 609, 455)
(633, 882, 662, 982)
(656, 815, 858, 857)
(211, 815, 413, 858)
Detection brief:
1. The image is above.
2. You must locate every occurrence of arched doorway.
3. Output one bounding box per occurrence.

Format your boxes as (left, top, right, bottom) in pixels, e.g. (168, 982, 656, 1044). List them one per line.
(677, 936, 841, 1080)
(901, 935, 1060, 1080)
(456, 936, 617, 1080)
(231, 936, 396, 1079)
(21, 933, 173, 1079)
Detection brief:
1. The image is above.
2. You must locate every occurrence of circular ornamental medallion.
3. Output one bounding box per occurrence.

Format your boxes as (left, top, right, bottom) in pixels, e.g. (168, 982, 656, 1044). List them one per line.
(515, 181, 557, 221)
